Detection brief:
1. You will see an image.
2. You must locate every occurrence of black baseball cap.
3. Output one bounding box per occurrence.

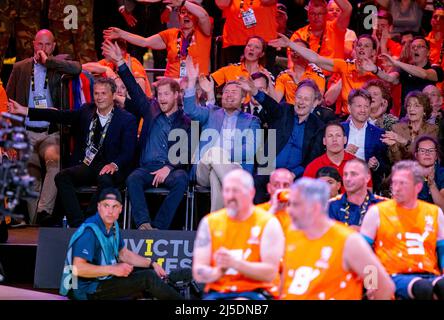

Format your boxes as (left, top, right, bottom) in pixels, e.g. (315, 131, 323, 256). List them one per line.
(98, 187, 123, 204)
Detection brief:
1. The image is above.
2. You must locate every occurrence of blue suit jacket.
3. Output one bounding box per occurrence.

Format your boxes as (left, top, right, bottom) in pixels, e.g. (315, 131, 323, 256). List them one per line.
(342, 121, 390, 187)
(183, 91, 261, 173)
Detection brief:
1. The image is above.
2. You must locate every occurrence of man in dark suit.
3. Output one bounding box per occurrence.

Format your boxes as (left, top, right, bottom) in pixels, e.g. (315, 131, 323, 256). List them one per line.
(8, 77, 137, 228)
(239, 77, 326, 203)
(103, 40, 191, 230)
(6, 29, 81, 224)
(341, 89, 389, 194)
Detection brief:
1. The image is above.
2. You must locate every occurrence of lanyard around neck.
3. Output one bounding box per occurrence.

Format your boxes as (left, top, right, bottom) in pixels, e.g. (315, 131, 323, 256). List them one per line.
(87, 110, 114, 150)
(31, 61, 48, 92)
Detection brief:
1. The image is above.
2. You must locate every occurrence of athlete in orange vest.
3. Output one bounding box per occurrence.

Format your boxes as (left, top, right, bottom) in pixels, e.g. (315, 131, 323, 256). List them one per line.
(361, 160, 444, 300)
(282, 177, 394, 300)
(192, 169, 285, 300)
(256, 168, 294, 232)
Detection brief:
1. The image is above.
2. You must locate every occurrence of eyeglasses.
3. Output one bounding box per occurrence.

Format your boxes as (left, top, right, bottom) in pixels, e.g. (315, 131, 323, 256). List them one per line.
(417, 148, 437, 155)
(411, 45, 427, 50)
(308, 12, 326, 17)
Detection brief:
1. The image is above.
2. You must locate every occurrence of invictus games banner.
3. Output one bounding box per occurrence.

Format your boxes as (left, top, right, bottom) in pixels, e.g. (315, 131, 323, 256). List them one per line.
(34, 228, 196, 289)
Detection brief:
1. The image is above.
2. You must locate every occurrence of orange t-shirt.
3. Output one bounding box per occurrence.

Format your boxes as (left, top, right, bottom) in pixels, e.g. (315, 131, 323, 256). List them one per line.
(0, 81, 7, 113)
(222, 0, 277, 47)
(256, 202, 291, 232)
(374, 199, 441, 276)
(275, 64, 326, 105)
(290, 21, 346, 60)
(159, 27, 211, 77)
(99, 55, 152, 97)
(333, 59, 377, 114)
(205, 207, 276, 294)
(386, 39, 402, 58)
(281, 222, 363, 300)
(426, 31, 444, 68)
(211, 62, 274, 87)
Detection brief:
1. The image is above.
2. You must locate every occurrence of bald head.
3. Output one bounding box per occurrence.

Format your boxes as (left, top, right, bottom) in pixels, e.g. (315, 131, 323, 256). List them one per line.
(267, 168, 295, 198)
(33, 29, 56, 57)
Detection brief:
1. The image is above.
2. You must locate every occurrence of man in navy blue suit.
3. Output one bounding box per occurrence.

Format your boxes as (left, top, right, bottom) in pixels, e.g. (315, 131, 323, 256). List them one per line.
(341, 89, 389, 194)
(103, 40, 191, 231)
(8, 77, 138, 227)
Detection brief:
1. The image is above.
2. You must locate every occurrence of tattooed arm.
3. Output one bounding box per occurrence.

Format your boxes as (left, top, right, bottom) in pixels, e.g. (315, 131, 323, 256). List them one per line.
(192, 217, 223, 283)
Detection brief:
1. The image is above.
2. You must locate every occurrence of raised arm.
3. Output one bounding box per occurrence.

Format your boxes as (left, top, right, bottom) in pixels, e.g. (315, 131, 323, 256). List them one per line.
(164, 0, 212, 36)
(375, 0, 390, 9)
(269, 34, 334, 71)
(104, 27, 166, 50)
(334, 0, 353, 31)
(183, 56, 210, 122)
(46, 55, 82, 76)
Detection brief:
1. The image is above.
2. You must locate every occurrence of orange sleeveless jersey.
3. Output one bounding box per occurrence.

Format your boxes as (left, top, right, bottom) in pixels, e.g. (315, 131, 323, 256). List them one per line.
(255, 202, 291, 297)
(374, 200, 440, 276)
(282, 222, 362, 300)
(206, 207, 276, 294)
(256, 202, 291, 232)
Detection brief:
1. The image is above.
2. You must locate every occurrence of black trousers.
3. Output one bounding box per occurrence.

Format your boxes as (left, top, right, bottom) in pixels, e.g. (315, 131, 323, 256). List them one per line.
(54, 162, 125, 227)
(88, 268, 184, 300)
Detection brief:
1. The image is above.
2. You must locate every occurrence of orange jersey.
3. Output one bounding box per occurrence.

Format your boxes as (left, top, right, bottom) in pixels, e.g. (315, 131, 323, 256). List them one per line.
(282, 222, 362, 300)
(221, 0, 277, 47)
(159, 27, 211, 77)
(99, 55, 152, 97)
(275, 64, 326, 105)
(211, 62, 274, 87)
(0, 81, 7, 113)
(256, 202, 291, 232)
(426, 31, 444, 68)
(374, 199, 441, 276)
(206, 207, 276, 294)
(333, 59, 377, 114)
(291, 21, 346, 60)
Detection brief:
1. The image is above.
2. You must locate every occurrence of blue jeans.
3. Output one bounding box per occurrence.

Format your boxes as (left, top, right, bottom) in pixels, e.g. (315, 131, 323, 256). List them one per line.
(126, 164, 188, 229)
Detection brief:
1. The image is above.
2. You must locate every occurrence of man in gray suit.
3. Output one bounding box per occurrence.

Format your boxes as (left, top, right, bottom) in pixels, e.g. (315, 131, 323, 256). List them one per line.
(183, 58, 261, 211)
(6, 29, 81, 225)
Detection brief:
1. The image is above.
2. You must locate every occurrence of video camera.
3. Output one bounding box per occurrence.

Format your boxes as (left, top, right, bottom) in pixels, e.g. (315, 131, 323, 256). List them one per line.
(0, 112, 38, 243)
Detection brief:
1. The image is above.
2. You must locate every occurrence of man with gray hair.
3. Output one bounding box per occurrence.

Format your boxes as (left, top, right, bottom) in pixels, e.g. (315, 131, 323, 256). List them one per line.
(192, 169, 285, 300)
(361, 160, 444, 300)
(281, 177, 394, 300)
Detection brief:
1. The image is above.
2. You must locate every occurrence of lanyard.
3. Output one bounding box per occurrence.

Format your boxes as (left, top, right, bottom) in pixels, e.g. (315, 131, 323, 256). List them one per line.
(176, 31, 195, 59)
(306, 27, 325, 54)
(31, 61, 48, 92)
(87, 110, 114, 150)
(343, 193, 370, 226)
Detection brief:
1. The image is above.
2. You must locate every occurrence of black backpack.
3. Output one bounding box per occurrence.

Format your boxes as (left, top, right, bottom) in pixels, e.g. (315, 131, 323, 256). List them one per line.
(166, 268, 204, 300)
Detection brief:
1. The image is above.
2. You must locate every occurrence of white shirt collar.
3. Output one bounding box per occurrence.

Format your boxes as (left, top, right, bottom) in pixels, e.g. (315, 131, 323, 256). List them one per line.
(350, 119, 368, 131)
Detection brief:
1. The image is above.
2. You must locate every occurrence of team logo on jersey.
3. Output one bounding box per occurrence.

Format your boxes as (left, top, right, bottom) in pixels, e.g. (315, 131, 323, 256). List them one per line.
(424, 215, 434, 233)
(314, 246, 333, 269)
(247, 226, 261, 245)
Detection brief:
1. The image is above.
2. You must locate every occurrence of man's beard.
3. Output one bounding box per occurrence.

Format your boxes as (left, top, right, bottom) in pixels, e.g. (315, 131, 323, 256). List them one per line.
(226, 207, 238, 217)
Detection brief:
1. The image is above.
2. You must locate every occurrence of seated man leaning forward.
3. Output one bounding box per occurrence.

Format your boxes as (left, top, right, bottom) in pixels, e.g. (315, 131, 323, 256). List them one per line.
(60, 188, 183, 300)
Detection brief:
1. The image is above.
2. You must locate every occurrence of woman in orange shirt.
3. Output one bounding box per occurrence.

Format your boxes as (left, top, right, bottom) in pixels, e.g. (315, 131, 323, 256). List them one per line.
(104, 0, 212, 79)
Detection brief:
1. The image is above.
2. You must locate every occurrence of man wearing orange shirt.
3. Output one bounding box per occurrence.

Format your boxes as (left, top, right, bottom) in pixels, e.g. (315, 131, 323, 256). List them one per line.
(192, 169, 285, 300)
(104, 0, 211, 78)
(270, 33, 378, 115)
(216, 0, 278, 70)
(372, 10, 402, 58)
(275, 39, 326, 104)
(281, 177, 394, 300)
(361, 160, 444, 300)
(290, 0, 352, 61)
(426, 8, 444, 68)
(256, 168, 294, 232)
